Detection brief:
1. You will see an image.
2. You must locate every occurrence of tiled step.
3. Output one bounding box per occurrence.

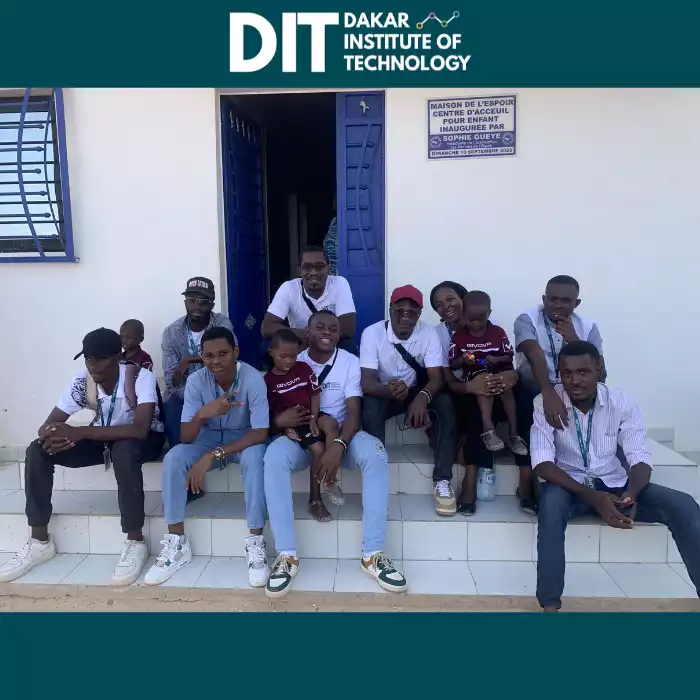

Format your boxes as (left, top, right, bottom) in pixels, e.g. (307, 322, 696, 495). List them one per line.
(1, 440, 696, 498)
(0, 553, 695, 600)
(0, 489, 686, 566)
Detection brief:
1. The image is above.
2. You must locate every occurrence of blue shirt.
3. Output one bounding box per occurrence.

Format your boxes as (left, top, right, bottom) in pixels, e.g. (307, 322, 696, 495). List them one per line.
(181, 362, 269, 433)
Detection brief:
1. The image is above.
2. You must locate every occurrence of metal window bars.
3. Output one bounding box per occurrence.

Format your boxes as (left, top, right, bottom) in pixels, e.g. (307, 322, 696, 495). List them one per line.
(0, 88, 76, 262)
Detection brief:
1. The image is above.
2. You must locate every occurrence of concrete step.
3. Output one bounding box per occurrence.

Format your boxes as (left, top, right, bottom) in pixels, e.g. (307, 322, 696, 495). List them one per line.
(1, 440, 696, 498)
(0, 489, 687, 567)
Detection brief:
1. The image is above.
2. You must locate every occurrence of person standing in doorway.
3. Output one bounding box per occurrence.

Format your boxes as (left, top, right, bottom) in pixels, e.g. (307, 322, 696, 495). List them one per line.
(323, 197, 338, 275)
(161, 276, 234, 448)
(261, 246, 357, 355)
(0, 328, 163, 586)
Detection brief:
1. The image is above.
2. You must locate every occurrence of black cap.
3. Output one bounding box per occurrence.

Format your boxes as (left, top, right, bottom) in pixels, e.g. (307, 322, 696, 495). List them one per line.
(182, 276, 215, 301)
(73, 328, 122, 361)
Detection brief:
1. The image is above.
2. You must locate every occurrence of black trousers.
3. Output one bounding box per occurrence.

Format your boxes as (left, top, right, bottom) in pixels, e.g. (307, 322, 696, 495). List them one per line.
(362, 389, 456, 482)
(452, 381, 537, 469)
(25, 431, 165, 533)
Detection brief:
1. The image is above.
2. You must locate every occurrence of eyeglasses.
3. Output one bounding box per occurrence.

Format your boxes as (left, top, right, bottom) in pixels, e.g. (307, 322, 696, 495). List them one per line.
(300, 262, 327, 273)
(391, 307, 420, 320)
(184, 296, 213, 307)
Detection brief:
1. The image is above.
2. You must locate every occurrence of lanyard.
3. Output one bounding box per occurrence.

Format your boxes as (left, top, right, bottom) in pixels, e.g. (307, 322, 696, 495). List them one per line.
(542, 310, 562, 380)
(186, 320, 203, 357)
(98, 377, 119, 427)
(573, 405, 595, 476)
(213, 363, 241, 448)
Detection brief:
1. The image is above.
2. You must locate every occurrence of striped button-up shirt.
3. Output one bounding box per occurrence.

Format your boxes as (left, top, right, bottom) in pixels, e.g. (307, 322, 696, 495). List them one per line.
(530, 383, 652, 488)
(161, 312, 235, 400)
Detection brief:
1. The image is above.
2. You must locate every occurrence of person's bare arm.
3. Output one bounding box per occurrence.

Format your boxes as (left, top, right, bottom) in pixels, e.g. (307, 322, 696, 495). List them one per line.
(261, 312, 306, 343)
(337, 312, 356, 340)
(50, 404, 154, 442)
(221, 427, 269, 457)
(361, 367, 393, 399)
(405, 366, 444, 428)
(516, 339, 553, 393)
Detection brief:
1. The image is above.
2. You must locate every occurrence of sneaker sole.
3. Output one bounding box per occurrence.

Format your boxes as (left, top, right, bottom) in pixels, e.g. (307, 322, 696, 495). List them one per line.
(249, 576, 268, 589)
(435, 502, 457, 516)
(264, 565, 299, 599)
(360, 564, 407, 593)
(143, 553, 192, 586)
(112, 560, 148, 586)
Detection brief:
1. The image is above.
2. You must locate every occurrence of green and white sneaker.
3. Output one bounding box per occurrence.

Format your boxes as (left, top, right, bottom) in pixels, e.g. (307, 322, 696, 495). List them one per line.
(361, 552, 407, 593)
(265, 554, 299, 599)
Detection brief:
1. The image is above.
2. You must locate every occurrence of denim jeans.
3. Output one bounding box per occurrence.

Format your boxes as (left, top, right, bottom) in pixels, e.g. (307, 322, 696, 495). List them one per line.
(163, 394, 185, 448)
(537, 480, 700, 608)
(264, 431, 388, 554)
(161, 428, 266, 528)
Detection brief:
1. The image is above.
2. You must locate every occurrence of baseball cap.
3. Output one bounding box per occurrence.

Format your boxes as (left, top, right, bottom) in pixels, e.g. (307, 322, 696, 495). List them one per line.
(182, 276, 215, 301)
(73, 328, 122, 361)
(390, 284, 423, 308)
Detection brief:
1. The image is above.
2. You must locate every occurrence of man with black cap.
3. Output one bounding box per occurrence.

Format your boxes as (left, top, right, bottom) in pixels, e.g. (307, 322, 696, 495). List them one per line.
(360, 285, 457, 516)
(161, 276, 234, 447)
(0, 328, 163, 585)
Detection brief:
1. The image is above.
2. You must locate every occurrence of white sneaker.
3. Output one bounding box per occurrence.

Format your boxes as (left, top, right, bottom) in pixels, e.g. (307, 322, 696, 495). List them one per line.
(434, 479, 457, 515)
(245, 535, 269, 588)
(0, 537, 56, 582)
(143, 534, 192, 586)
(361, 552, 407, 593)
(112, 539, 148, 585)
(265, 554, 300, 599)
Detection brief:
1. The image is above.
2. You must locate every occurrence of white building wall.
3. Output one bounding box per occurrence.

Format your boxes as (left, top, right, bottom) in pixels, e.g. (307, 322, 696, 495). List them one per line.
(385, 88, 700, 450)
(0, 88, 222, 447)
(1, 88, 699, 451)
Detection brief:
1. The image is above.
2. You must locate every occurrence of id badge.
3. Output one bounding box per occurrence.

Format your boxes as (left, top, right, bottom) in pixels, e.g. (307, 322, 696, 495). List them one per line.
(103, 445, 112, 472)
(584, 475, 595, 489)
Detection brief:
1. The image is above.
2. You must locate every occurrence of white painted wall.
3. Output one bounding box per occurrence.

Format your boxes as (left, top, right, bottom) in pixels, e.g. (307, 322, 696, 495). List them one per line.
(0, 89, 222, 447)
(385, 88, 700, 450)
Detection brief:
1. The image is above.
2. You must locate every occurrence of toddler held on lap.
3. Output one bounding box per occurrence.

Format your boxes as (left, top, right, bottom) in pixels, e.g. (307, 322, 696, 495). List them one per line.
(449, 291, 528, 455)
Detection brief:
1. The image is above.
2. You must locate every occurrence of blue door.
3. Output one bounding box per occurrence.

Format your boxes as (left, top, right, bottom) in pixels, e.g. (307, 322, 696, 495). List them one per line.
(221, 103, 266, 364)
(336, 92, 385, 342)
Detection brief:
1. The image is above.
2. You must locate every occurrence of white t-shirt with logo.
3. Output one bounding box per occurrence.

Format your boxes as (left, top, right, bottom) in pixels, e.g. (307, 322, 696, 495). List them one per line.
(57, 363, 162, 431)
(360, 320, 445, 389)
(267, 276, 356, 330)
(298, 348, 361, 425)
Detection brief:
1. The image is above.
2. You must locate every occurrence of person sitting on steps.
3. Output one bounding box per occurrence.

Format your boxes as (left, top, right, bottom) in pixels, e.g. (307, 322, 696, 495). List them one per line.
(264, 328, 342, 524)
(260, 246, 358, 363)
(532, 341, 700, 611)
(360, 284, 457, 516)
(0, 328, 164, 586)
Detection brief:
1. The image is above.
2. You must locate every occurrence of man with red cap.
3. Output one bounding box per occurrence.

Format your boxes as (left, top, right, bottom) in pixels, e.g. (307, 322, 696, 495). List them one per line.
(360, 285, 457, 515)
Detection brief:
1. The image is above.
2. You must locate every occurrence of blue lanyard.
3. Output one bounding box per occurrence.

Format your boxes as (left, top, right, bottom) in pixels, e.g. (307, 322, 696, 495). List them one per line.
(98, 377, 119, 427)
(573, 405, 595, 474)
(213, 363, 241, 445)
(186, 320, 202, 357)
(542, 311, 562, 380)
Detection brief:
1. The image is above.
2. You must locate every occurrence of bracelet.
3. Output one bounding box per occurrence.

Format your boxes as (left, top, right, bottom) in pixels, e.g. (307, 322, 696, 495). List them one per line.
(211, 446, 226, 460)
(333, 438, 348, 454)
(419, 388, 432, 403)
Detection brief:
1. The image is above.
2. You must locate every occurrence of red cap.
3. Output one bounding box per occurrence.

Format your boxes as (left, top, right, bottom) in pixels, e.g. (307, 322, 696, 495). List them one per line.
(390, 284, 423, 308)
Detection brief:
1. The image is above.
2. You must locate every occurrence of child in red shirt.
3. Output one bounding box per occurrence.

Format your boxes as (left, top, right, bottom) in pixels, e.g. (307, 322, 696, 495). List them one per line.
(120, 319, 154, 370)
(449, 291, 528, 455)
(265, 329, 342, 522)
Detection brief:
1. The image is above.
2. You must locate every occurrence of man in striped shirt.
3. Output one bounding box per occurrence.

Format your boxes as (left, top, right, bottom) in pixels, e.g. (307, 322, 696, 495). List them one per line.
(531, 341, 700, 611)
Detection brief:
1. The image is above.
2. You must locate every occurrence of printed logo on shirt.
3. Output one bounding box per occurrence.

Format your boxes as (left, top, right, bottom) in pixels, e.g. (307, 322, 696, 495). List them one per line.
(310, 374, 320, 392)
(322, 381, 342, 391)
(319, 303, 336, 314)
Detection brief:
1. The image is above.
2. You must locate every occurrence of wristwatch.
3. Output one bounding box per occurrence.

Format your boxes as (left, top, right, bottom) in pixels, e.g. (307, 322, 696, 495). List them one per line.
(211, 446, 226, 460)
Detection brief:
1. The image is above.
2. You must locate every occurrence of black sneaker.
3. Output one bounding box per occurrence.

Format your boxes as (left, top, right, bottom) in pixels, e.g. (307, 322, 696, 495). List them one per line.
(457, 501, 476, 516)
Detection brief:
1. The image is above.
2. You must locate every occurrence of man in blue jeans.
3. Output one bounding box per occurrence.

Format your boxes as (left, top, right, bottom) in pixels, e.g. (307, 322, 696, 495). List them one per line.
(161, 276, 234, 448)
(145, 326, 269, 587)
(263, 310, 407, 598)
(531, 341, 700, 611)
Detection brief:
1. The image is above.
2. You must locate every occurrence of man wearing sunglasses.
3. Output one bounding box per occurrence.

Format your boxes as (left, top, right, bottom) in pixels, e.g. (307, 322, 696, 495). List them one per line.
(260, 246, 358, 361)
(360, 285, 457, 516)
(161, 277, 234, 448)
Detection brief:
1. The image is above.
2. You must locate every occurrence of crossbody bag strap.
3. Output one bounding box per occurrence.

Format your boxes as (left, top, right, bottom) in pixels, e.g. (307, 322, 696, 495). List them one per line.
(300, 279, 319, 315)
(385, 321, 424, 377)
(316, 349, 338, 385)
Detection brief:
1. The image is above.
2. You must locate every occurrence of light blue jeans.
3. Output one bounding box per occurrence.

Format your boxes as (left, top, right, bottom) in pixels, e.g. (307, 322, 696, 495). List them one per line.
(264, 431, 389, 553)
(162, 428, 266, 528)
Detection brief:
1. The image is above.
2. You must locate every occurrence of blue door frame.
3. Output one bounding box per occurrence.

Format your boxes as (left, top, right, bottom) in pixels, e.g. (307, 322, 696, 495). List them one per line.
(336, 91, 386, 342)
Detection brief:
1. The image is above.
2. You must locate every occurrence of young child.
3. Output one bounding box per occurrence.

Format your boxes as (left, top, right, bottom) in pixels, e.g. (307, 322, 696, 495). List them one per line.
(264, 328, 344, 523)
(120, 319, 154, 370)
(449, 291, 528, 455)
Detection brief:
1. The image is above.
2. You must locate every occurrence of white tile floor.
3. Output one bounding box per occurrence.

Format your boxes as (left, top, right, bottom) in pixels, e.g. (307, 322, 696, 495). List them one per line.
(5, 554, 692, 599)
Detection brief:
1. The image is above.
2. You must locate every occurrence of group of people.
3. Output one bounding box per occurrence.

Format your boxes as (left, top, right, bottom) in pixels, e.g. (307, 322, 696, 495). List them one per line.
(2, 247, 700, 610)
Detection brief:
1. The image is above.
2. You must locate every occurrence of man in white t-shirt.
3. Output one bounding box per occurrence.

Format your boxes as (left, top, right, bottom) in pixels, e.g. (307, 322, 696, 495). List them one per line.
(0, 328, 162, 586)
(263, 310, 407, 599)
(260, 246, 357, 358)
(360, 285, 457, 516)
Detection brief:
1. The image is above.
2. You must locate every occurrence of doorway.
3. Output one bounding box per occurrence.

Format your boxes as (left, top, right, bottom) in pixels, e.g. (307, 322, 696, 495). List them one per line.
(220, 91, 386, 364)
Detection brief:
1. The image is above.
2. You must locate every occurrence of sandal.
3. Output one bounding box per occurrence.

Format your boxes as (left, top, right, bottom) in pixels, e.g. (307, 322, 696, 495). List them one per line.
(308, 499, 332, 523)
(481, 430, 505, 452)
(516, 488, 538, 516)
(508, 436, 529, 456)
(323, 480, 346, 506)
